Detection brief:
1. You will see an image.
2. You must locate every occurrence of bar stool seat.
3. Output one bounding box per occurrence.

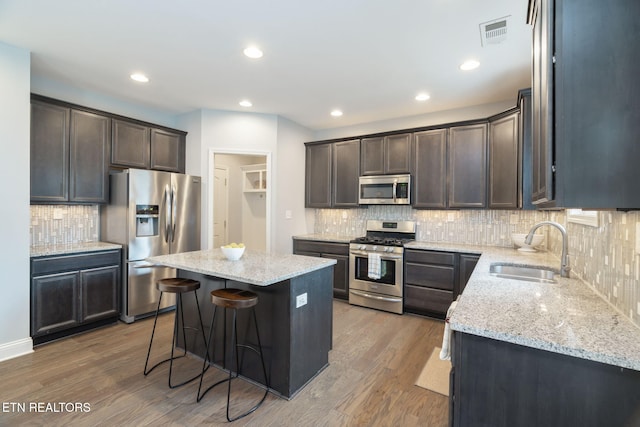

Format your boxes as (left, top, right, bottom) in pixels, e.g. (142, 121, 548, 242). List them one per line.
(144, 277, 207, 389)
(197, 288, 269, 422)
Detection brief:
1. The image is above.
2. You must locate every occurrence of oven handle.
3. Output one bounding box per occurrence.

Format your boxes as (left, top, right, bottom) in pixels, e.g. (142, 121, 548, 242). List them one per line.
(350, 250, 403, 260)
(350, 289, 403, 303)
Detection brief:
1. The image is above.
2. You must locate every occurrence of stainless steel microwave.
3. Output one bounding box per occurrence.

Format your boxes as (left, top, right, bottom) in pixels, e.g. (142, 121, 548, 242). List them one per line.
(359, 174, 411, 205)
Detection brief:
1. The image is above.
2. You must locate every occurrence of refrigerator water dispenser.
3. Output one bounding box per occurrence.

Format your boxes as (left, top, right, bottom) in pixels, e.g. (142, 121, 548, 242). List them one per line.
(136, 205, 159, 237)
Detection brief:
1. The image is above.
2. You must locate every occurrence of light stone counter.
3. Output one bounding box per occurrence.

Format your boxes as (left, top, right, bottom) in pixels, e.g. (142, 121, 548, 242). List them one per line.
(30, 241, 122, 257)
(147, 248, 336, 287)
(404, 241, 640, 371)
(293, 234, 357, 244)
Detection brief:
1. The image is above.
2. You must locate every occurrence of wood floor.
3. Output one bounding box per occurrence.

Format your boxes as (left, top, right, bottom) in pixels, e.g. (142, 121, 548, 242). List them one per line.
(0, 300, 448, 426)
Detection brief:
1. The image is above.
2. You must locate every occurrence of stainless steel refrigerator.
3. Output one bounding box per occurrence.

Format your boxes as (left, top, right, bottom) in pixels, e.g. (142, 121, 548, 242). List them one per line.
(100, 169, 201, 323)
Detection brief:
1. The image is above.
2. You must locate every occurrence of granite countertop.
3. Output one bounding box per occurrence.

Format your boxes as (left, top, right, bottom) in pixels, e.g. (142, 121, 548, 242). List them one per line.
(421, 243, 640, 371)
(30, 241, 123, 257)
(147, 248, 337, 287)
(293, 234, 357, 244)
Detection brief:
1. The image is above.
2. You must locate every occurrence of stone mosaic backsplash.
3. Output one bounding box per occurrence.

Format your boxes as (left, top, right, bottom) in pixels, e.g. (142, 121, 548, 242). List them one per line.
(315, 207, 640, 328)
(30, 205, 100, 246)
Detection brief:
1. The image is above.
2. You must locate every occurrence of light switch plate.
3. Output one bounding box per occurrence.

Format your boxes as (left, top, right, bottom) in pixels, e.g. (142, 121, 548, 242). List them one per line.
(296, 293, 307, 308)
(285, 210, 292, 219)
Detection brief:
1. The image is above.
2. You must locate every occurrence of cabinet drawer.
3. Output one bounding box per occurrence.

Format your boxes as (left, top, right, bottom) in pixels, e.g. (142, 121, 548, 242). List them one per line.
(405, 263, 455, 290)
(293, 240, 349, 256)
(405, 250, 455, 265)
(32, 250, 120, 275)
(404, 285, 453, 316)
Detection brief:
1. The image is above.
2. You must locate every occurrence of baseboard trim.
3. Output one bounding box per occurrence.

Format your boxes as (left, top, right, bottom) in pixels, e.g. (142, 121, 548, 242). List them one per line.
(0, 337, 34, 362)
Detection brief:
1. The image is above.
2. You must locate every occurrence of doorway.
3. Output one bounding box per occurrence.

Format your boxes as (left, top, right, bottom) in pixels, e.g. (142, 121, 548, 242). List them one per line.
(208, 150, 271, 252)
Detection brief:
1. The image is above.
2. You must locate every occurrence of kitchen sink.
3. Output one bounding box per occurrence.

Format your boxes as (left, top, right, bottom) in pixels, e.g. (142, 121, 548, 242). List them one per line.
(489, 263, 557, 284)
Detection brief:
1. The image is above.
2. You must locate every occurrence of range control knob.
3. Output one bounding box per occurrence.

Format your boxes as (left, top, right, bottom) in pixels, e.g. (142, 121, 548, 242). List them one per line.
(359, 245, 367, 250)
(372, 246, 378, 251)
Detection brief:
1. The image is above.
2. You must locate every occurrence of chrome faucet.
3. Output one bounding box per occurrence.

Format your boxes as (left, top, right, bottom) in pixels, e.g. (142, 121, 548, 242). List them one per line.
(525, 221, 571, 278)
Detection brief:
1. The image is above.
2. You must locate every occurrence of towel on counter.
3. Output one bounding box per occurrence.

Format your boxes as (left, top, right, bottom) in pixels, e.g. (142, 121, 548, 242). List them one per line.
(439, 298, 459, 361)
(368, 252, 382, 280)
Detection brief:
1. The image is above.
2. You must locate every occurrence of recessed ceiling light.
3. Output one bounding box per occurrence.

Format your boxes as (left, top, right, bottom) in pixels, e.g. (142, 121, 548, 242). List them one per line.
(330, 110, 343, 117)
(239, 100, 253, 107)
(243, 46, 263, 59)
(460, 60, 480, 71)
(130, 73, 149, 83)
(415, 93, 430, 101)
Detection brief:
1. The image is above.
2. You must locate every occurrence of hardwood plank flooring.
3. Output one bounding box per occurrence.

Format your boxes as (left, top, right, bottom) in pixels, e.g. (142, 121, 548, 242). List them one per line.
(0, 301, 448, 426)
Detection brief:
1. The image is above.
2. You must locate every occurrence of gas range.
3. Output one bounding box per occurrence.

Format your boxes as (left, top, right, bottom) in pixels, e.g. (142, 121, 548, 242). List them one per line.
(348, 220, 416, 314)
(349, 220, 416, 253)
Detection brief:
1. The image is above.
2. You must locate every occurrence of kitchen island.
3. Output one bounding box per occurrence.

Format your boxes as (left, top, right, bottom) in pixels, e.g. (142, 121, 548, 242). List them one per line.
(146, 248, 336, 399)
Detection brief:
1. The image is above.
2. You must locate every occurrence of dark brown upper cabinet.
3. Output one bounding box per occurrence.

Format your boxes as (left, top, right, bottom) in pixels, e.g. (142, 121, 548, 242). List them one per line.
(305, 140, 360, 208)
(332, 139, 360, 207)
(528, 0, 640, 209)
(360, 133, 412, 175)
(305, 143, 332, 208)
(413, 129, 448, 209)
(111, 119, 186, 173)
(31, 98, 110, 204)
(448, 124, 487, 209)
(488, 109, 520, 209)
(111, 119, 150, 169)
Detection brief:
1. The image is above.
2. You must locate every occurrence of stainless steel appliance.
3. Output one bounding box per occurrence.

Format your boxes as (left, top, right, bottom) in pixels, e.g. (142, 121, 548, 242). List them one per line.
(349, 220, 416, 314)
(358, 174, 411, 205)
(101, 169, 201, 323)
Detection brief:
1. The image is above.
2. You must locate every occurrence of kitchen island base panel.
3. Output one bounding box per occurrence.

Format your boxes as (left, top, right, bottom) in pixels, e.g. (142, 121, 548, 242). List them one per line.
(176, 266, 333, 399)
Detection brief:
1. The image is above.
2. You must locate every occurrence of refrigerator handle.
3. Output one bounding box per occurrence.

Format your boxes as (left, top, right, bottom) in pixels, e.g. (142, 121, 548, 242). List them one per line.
(171, 183, 177, 243)
(164, 185, 172, 243)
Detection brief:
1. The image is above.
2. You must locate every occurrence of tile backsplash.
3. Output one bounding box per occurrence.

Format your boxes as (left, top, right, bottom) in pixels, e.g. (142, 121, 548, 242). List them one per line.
(30, 205, 100, 246)
(315, 207, 640, 329)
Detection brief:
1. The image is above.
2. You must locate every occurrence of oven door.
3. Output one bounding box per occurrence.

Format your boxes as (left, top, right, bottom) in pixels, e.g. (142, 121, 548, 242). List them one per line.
(349, 250, 403, 297)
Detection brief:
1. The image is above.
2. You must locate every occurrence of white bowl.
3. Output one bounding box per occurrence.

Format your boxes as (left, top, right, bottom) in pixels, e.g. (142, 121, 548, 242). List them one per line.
(511, 233, 544, 252)
(221, 246, 245, 261)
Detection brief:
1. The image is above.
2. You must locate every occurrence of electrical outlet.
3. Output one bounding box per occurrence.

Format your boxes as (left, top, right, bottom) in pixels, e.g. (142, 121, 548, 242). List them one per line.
(342, 211, 348, 219)
(296, 293, 307, 308)
(285, 210, 292, 219)
(636, 223, 640, 254)
(53, 208, 63, 220)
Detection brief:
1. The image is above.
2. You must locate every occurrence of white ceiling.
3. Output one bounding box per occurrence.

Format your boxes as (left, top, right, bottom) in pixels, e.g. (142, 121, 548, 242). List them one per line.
(0, 0, 532, 131)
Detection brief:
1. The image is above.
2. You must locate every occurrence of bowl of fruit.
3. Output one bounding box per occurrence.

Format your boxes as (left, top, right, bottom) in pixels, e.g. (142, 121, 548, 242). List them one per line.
(221, 243, 245, 261)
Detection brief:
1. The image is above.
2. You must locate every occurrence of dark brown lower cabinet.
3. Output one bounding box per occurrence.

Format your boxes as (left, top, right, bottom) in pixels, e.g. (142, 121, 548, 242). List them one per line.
(404, 249, 479, 318)
(31, 250, 120, 345)
(293, 239, 348, 299)
(451, 332, 640, 427)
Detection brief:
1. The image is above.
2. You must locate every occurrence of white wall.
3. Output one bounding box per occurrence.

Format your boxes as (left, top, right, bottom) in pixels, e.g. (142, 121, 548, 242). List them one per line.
(312, 100, 515, 141)
(275, 116, 313, 253)
(0, 42, 33, 360)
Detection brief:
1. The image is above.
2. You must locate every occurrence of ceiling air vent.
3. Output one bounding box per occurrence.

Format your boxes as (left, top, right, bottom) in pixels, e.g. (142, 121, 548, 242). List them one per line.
(479, 16, 510, 46)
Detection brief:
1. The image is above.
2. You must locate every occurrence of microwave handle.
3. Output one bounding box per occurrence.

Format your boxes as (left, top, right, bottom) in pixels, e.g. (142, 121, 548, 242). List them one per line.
(393, 182, 397, 203)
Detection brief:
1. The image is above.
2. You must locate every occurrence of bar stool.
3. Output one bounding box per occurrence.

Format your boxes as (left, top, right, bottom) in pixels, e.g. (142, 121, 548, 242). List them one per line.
(197, 288, 269, 422)
(144, 277, 207, 389)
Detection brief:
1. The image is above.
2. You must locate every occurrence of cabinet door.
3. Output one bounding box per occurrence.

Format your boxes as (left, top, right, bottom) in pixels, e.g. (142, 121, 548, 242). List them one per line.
(333, 139, 360, 207)
(305, 143, 332, 208)
(31, 272, 79, 336)
(413, 129, 448, 208)
(80, 265, 119, 323)
(30, 101, 69, 202)
(150, 128, 185, 173)
(385, 133, 412, 174)
(69, 110, 110, 203)
(111, 119, 150, 169)
(360, 137, 385, 175)
(456, 254, 479, 297)
(519, 89, 536, 210)
(449, 124, 487, 208)
(530, 0, 554, 204)
(322, 253, 349, 300)
(489, 111, 520, 209)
